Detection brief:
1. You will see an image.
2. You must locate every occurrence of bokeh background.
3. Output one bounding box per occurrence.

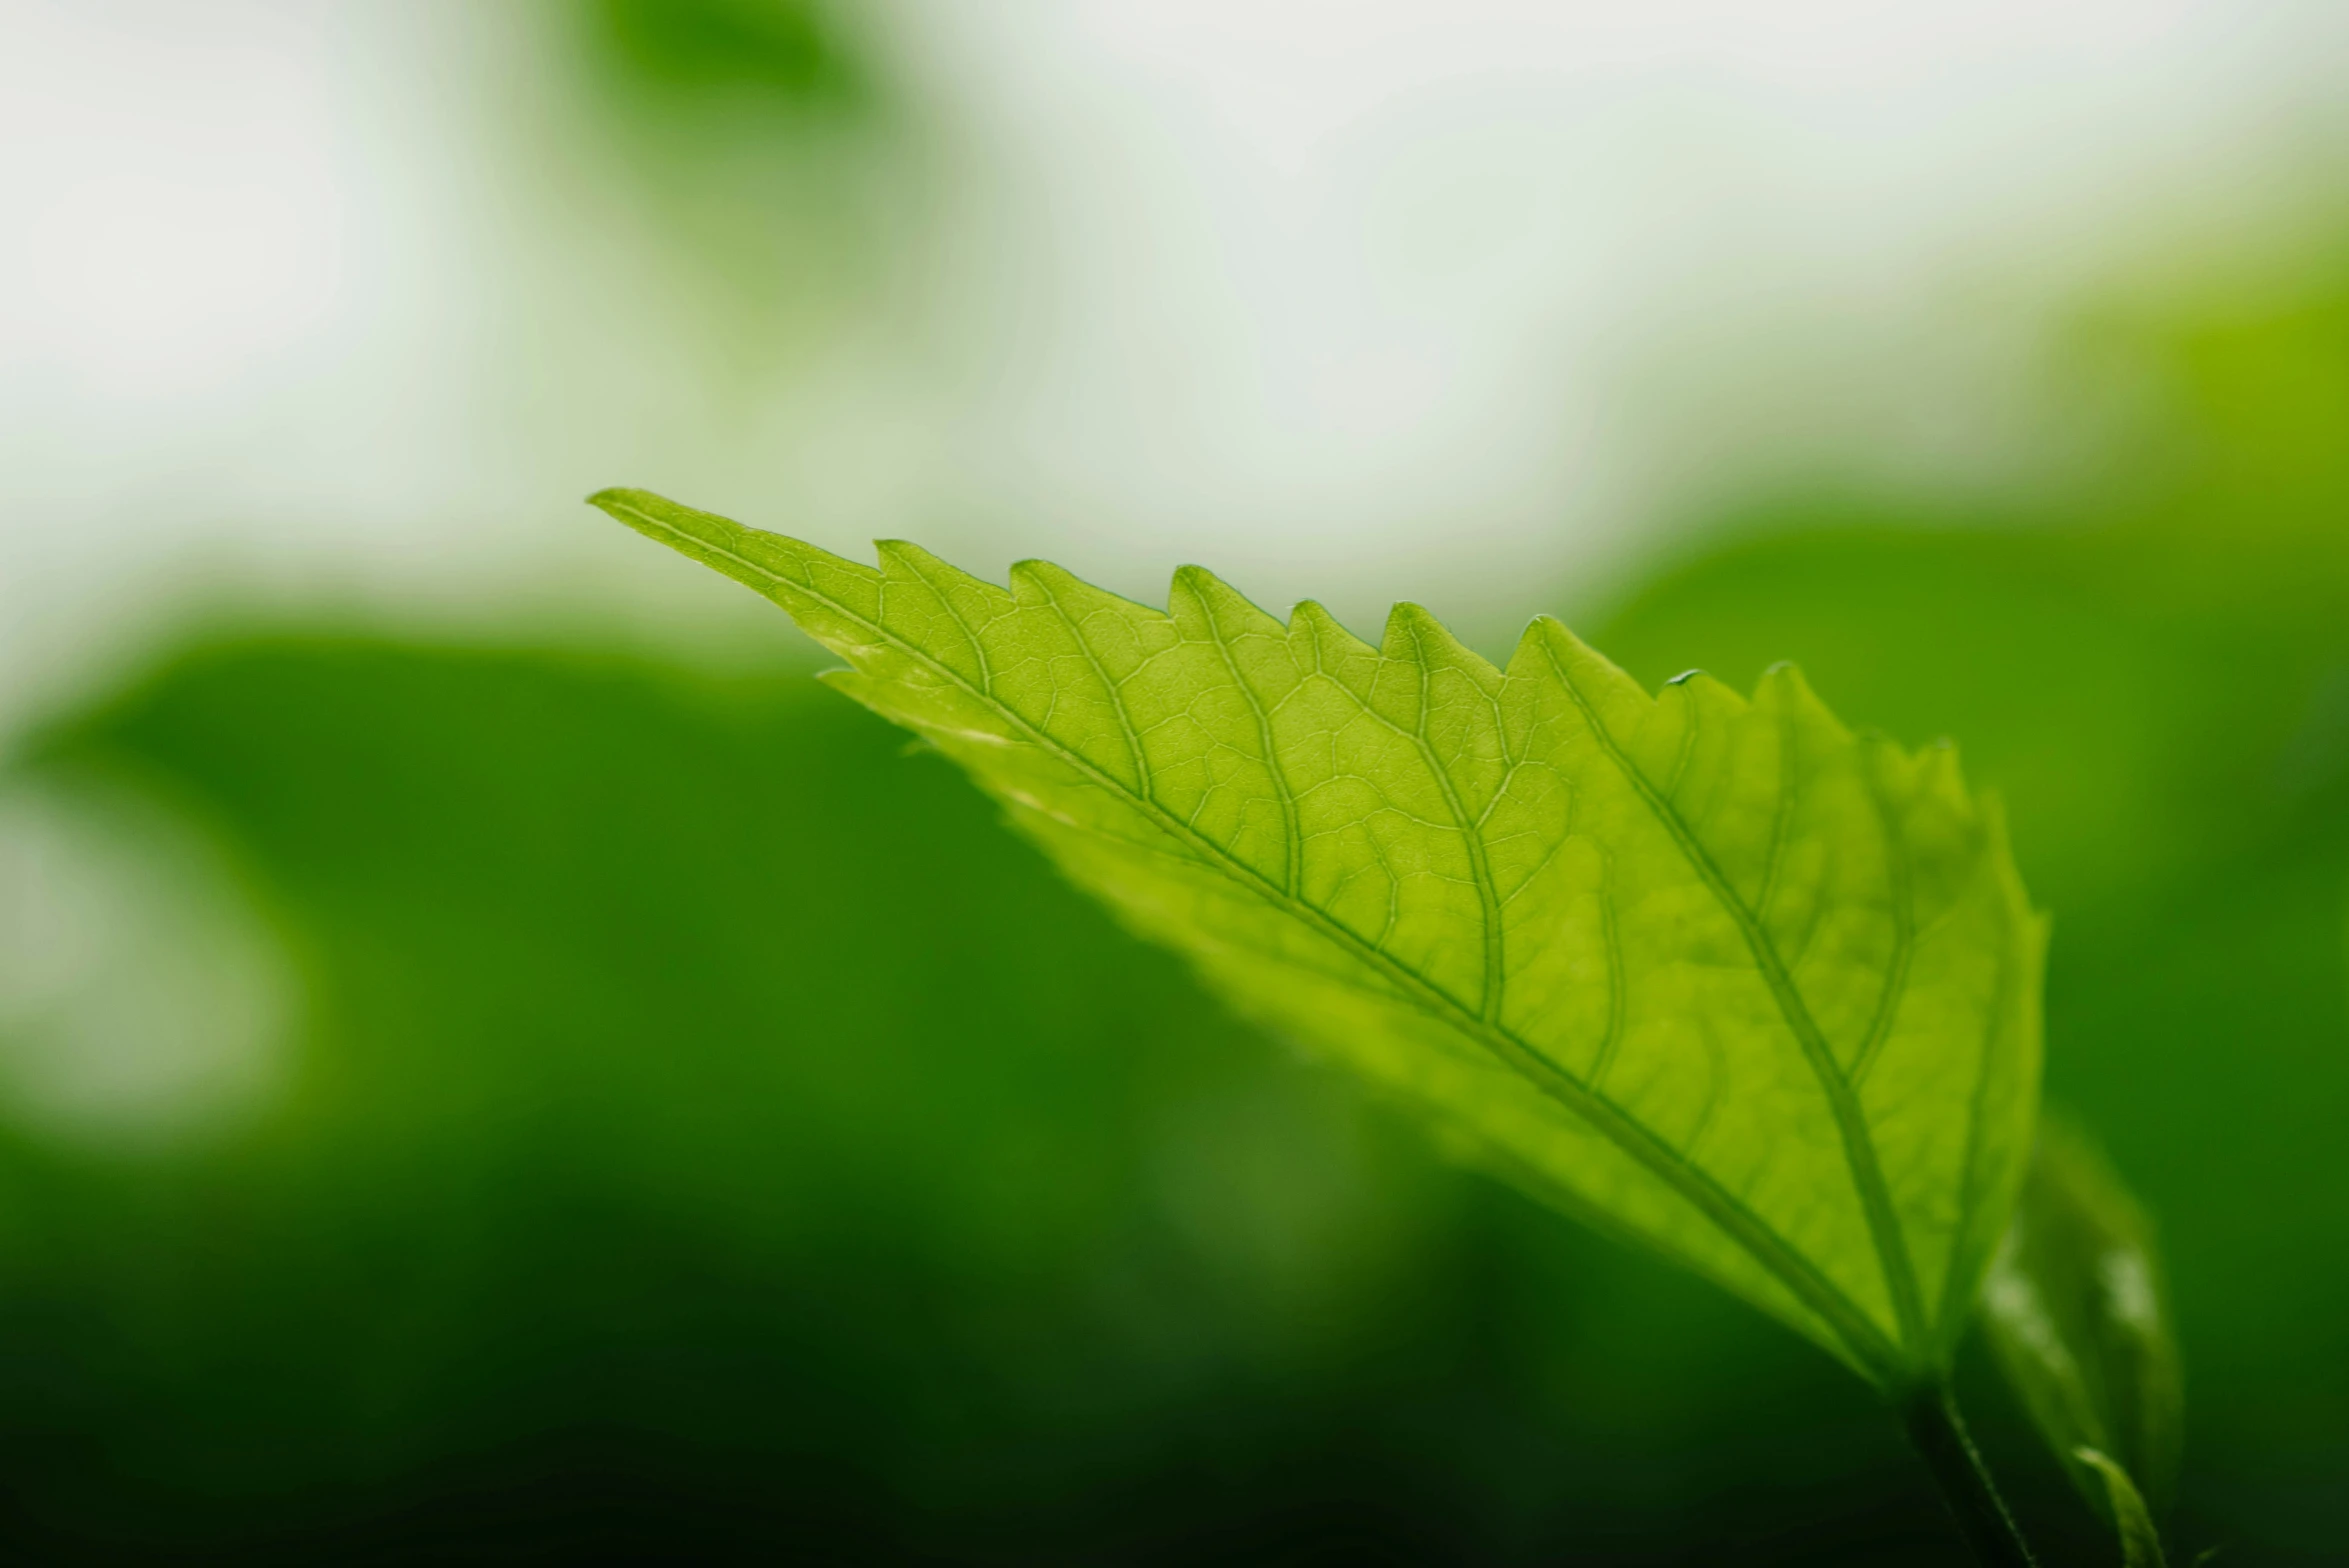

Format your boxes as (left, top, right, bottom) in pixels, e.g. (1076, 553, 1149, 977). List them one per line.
(5, 2, 2349, 1562)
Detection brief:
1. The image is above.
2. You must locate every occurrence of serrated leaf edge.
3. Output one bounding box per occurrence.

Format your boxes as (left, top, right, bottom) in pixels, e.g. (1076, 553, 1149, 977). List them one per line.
(594, 486, 2042, 1386)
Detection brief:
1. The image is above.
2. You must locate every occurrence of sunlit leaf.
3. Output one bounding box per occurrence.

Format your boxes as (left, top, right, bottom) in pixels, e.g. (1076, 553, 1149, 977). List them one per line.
(1983, 1120, 2184, 1520)
(593, 487, 2045, 1386)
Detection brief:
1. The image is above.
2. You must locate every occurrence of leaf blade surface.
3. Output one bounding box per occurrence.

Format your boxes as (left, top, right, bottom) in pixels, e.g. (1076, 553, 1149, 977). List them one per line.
(593, 487, 2044, 1384)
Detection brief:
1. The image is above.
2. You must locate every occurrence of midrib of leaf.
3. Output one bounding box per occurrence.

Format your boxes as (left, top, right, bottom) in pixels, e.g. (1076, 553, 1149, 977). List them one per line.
(599, 494, 1909, 1380)
(1538, 636, 1933, 1358)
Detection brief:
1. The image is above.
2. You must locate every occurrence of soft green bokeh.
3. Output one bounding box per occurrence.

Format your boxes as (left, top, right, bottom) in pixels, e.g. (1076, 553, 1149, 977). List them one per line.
(2, 636, 1917, 1561)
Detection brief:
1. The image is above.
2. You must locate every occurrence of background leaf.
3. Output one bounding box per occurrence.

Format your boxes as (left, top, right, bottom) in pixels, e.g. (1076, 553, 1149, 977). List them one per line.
(594, 487, 2045, 1388)
(2075, 1447, 2171, 1568)
(1982, 1119, 2185, 1534)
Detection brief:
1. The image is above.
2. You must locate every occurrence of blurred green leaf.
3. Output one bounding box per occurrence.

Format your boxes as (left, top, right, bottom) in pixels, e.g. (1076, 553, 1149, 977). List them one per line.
(2074, 1447, 2170, 1568)
(0, 630, 1923, 1557)
(1982, 1120, 2184, 1540)
(593, 487, 2046, 1389)
(589, 0, 866, 107)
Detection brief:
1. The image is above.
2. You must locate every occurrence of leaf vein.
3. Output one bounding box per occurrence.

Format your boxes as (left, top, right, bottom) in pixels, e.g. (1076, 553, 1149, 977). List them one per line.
(1536, 628, 1929, 1359)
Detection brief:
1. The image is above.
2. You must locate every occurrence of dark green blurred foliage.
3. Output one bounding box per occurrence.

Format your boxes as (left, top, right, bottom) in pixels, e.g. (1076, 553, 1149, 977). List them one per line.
(0, 641, 1950, 1562)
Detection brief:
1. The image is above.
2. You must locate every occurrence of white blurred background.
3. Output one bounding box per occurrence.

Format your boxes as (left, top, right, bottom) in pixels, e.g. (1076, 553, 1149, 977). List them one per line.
(4, 0, 2347, 737)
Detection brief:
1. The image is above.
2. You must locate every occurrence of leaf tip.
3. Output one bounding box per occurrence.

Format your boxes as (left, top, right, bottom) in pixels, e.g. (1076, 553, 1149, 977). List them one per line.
(586, 486, 662, 520)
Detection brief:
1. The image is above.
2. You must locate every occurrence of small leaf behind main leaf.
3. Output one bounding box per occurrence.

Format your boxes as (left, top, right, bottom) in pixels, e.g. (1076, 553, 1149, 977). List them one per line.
(2074, 1448, 2171, 1568)
(1981, 1119, 2184, 1522)
(592, 487, 2046, 1388)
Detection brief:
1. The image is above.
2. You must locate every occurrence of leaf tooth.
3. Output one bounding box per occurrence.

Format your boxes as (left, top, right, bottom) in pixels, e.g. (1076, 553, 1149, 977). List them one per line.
(1754, 661, 1853, 743)
(1518, 616, 1657, 734)
(875, 538, 1017, 613)
(1288, 599, 1375, 658)
(1656, 666, 1746, 712)
(1378, 602, 1431, 663)
(1911, 738, 1975, 821)
(1167, 563, 1287, 641)
(871, 536, 950, 570)
(1289, 602, 1386, 691)
(1502, 618, 1559, 683)
(1005, 557, 1084, 614)
(1007, 558, 1169, 623)
(1378, 602, 1507, 686)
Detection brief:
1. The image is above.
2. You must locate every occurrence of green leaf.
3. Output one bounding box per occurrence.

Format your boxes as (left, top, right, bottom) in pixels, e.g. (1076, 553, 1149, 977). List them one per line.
(591, 487, 2046, 1387)
(1982, 1120, 2184, 1520)
(2073, 1447, 2170, 1568)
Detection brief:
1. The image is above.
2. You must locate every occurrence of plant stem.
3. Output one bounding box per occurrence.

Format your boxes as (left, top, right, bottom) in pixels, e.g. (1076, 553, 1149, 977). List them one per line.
(1901, 1383, 2039, 1567)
